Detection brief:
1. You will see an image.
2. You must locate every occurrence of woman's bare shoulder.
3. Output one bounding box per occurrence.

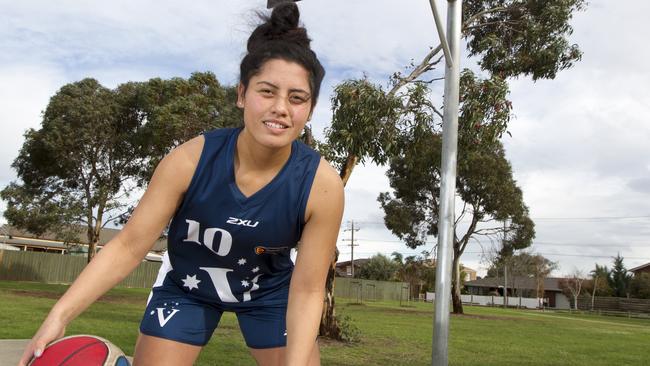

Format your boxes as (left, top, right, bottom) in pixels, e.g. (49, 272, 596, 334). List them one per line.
(304, 158, 344, 221)
(156, 135, 205, 192)
(313, 158, 343, 190)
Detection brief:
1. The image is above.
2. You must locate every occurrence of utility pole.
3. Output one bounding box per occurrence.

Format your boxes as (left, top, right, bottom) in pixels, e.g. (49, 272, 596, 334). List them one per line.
(343, 220, 360, 278)
(504, 260, 508, 308)
(503, 219, 509, 308)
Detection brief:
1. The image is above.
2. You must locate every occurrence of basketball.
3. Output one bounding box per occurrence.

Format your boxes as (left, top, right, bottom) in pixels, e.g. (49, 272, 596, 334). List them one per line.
(28, 335, 131, 366)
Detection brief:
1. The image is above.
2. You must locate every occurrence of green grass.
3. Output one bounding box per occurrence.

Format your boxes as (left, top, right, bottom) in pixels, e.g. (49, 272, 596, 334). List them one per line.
(2, 281, 650, 365)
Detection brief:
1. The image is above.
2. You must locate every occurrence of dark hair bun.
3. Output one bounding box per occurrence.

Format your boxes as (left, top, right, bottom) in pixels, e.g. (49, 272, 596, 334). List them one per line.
(270, 2, 300, 30)
(247, 3, 310, 52)
(240, 2, 325, 109)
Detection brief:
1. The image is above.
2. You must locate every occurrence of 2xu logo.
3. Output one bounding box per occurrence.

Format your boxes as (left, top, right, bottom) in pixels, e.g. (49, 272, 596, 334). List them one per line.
(227, 217, 259, 227)
(183, 219, 260, 303)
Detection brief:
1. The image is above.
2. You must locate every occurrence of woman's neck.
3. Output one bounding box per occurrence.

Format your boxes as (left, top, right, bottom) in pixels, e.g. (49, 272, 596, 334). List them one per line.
(235, 128, 292, 173)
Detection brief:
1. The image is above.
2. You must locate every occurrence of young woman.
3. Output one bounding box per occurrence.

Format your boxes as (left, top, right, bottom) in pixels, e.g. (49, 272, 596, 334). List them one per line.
(19, 3, 343, 366)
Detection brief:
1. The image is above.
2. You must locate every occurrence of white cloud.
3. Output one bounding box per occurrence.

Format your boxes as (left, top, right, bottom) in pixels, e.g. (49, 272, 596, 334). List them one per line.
(0, 64, 67, 181)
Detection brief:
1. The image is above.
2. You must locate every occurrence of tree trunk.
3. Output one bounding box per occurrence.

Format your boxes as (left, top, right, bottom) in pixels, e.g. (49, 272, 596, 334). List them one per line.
(86, 224, 96, 263)
(339, 154, 358, 186)
(591, 278, 597, 310)
(319, 248, 342, 340)
(86, 227, 99, 263)
(87, 210, 104, 263)
(451, 252, 464, 314)
(317, 154, 359, 340)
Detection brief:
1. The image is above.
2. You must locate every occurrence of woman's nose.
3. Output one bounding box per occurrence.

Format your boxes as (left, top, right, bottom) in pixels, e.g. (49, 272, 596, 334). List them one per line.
(271, 96, 289, 116)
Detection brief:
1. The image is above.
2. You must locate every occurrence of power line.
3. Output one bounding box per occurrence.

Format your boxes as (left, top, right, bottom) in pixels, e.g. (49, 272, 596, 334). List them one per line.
(338, 248, 650, 262)
(530, 242, 650, 248)
(462, 251, 650, 260)
(349, 214, 650, 225)
(533, 215, 650, 221)
(345, 237, 650, 248)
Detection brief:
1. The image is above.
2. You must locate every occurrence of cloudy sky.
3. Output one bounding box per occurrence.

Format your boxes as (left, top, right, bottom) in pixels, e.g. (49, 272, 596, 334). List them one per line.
(1, 0, 649, 277)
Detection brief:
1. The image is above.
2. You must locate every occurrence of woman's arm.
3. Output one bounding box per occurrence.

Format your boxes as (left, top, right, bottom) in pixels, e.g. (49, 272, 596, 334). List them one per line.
(18, 136, 204, 366)
(285, 159, 344, 366)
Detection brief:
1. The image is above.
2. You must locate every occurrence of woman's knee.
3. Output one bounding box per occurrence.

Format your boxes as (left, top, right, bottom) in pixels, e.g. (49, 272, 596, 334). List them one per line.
(133, 333, 202, 366)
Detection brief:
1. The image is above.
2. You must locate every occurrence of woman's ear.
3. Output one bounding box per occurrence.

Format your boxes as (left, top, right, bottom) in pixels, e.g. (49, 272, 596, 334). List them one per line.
(237, 83, 245, 108)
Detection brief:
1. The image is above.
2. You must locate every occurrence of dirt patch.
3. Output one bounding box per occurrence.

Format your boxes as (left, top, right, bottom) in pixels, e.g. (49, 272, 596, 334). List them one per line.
(317, 336, 361, 348)
(450, 313, 532, 322)
(7, 289, 61, 300)
(366, 307, 432, 316)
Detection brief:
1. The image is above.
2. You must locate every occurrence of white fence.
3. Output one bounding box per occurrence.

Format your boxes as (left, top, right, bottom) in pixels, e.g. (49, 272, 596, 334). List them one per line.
(426, 292, 541, 309)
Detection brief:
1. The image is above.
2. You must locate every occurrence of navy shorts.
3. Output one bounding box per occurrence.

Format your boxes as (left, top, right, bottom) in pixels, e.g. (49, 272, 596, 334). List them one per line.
(139, 287, 288, 349)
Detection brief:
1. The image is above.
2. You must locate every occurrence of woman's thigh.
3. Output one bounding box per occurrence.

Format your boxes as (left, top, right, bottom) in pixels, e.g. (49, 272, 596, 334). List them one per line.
(249, 340, 320, 366)
(132, 333, 202, 366)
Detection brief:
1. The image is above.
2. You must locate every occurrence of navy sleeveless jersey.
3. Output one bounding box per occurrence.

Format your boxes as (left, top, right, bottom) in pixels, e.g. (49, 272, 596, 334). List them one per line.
(153, 127, 321, 307)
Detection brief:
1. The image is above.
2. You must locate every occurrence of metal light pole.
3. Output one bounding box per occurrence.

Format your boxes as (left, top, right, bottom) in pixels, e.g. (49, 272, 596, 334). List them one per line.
(429, 0, 462, 365)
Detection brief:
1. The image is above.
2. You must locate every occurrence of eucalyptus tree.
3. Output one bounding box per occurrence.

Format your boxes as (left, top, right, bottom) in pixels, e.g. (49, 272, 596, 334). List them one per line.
(327, 0, 587, 184)
(318, 0, 586, 333)
(2, 72, 240, 262)
(377, 72, 535, 314)
(2, 78, 144, 262)
(391, 251, 437, 297)
(357, 253, 399, 281)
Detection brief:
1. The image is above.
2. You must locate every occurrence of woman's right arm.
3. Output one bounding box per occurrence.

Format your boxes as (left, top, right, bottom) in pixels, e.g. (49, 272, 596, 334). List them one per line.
(18, 136, 204, 366)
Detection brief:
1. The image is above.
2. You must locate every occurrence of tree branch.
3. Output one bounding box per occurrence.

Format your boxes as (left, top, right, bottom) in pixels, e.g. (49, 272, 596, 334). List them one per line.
(455, 201, 468, 226)
(474, 227, 506, 235)
(432, 106, 444, 119)
(463, 7, 509, 29)
(388, 44, 444, 98)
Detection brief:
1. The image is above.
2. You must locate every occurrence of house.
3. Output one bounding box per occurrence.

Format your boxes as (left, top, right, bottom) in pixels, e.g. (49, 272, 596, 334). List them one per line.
(335, 258, 371, 278)
(1, 226, 67, 254)
(630, 262, 650, 276)
(0, 225, 167, 260)
(464, 276, 571, 309)
(461, 266, 478, 282)
(424, 259, 477, 282)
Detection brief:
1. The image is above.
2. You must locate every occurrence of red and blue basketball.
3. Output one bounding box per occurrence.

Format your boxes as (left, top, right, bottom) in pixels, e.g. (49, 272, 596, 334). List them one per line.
(28, 335, 131, 366)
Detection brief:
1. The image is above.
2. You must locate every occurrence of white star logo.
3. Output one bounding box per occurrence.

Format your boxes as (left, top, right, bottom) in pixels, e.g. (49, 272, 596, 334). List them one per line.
(252, 266, 260, 273)
(241, 280, 250, 288)
(182, 274, 201, 291)
(238, 258, 247, 265)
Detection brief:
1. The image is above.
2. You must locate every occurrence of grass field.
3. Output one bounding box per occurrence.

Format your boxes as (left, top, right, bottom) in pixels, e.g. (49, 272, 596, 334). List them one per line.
(2, 280, 649, 365)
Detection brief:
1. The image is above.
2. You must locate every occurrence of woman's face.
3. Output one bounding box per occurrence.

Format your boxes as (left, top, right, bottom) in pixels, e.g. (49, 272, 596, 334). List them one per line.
(238, 59, 313, 149)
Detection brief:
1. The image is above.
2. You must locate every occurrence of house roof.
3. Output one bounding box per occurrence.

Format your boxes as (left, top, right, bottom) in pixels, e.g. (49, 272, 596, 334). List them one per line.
(425, 259, 476, 272)
(1, 225, 167, 252)
(1, 237, 68, 249)
(336, 258, 371, 267)
(630, 262, 650, 272)
(465, 276, 566, 292)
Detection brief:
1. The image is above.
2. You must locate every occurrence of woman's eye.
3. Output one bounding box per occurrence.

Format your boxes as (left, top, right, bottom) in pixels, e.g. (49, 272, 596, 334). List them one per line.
(260, 89, 273, 95)
(290, 96, 306, 104)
